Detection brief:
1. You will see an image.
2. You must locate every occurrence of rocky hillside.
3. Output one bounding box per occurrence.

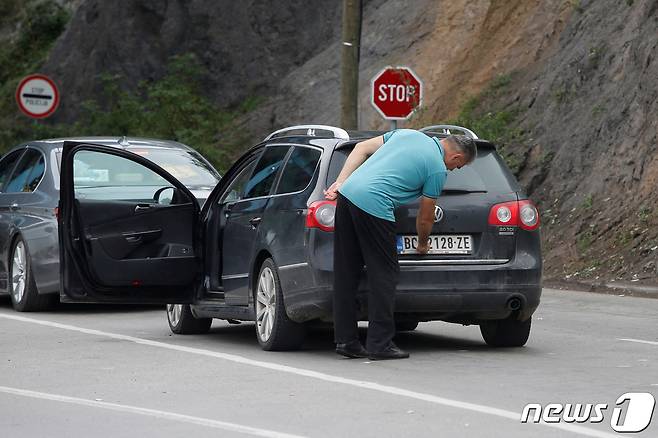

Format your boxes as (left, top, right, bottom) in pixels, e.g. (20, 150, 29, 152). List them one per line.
(2, 0, 657, 286)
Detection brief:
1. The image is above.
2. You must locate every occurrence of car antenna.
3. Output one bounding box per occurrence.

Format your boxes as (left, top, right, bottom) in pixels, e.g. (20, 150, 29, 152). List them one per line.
(118, 136, 130, 146)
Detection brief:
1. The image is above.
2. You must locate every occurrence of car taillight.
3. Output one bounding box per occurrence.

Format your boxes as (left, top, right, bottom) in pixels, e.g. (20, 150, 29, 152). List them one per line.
(306, 200, 336, 232)
(518, 200, 540, 231)
(54, 207, 59, 220)
(488, 200, 540, 231)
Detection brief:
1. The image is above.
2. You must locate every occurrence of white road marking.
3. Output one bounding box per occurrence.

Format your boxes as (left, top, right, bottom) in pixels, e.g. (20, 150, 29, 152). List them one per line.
(618, 338, 658, 346)
(0, 385, 305, 438)
(0, 313, 618, 438)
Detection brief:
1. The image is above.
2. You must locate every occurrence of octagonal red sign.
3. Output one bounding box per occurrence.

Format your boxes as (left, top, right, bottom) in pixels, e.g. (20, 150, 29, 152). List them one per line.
(371, 66, 423, 120)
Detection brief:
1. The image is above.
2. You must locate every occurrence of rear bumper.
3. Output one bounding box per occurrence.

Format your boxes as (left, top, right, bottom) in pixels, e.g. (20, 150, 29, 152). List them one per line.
(279, 227, 542, 323)
(280, 261, 542, 323)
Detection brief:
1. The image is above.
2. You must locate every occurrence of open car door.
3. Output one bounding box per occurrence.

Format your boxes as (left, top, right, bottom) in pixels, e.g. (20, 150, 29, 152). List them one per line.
(58, 142, 202, 304)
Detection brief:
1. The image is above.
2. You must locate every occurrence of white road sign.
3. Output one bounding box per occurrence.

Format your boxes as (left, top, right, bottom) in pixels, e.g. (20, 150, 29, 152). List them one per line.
(15, 74, 60, 119)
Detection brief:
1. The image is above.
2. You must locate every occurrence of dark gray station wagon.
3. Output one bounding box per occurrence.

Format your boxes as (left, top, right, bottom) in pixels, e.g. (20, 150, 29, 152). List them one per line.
(58, 125, 542, 351)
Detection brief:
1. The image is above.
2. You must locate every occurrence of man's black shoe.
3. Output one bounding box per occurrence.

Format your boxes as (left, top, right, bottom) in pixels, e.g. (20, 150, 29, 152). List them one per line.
(336, 340, 369, 358)
(368, 342, 410, 360)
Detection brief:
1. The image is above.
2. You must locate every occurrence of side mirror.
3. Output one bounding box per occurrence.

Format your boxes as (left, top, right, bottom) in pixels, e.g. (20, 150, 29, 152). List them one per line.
(153, 186, 176, 205)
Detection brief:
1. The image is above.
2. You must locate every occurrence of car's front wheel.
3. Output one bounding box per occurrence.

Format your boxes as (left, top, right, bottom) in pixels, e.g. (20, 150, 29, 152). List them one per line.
(9, 237, 57, 312)
(166, 304, 212, 334)
(254, 258, 305, 351)
(479, 316, 531, 347)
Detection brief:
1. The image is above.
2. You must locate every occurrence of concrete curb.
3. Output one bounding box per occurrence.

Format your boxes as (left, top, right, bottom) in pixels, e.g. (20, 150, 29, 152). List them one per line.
(544, 280, 658, 299)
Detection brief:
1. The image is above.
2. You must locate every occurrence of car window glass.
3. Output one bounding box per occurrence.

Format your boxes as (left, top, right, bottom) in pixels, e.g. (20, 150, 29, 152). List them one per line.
(5, 149, 45, 193)
(219, 160, 257, 204)
(243, 146, 290, 199)
(125, 147, 220, 188)
(276, 147, 321, 194)
(0, 150, 24, 191)
(72, 150, 184, 202)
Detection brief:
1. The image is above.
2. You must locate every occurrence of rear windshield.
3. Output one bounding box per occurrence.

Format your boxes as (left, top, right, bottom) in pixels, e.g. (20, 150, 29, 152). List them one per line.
(327, 146, 518, 193)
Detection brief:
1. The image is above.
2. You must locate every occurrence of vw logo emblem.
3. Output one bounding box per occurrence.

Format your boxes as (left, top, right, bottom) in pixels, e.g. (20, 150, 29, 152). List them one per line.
(434, 205, 444, 223)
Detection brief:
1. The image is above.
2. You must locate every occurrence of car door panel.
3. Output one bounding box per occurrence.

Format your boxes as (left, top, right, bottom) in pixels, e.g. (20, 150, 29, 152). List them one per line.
(221, 197, 269, 305)
(75, 200, 197, 286)
(219, 145, 290, 305)
(59, 142, 201, 303)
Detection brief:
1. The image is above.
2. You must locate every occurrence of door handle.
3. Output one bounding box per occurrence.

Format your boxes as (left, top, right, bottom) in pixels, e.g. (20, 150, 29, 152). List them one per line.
(10, 203, 19, 211)
(134, 204, 151, 213)
(249, 217, 262, 228)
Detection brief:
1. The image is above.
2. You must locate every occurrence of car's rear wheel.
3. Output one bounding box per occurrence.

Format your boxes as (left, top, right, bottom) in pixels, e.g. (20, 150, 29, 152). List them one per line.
(395, 320, 419, 332)
(480, 316, 531, 347)
(254, 258, 305, 351)
(166, 304, 212, 334)
(9, 237, 57, 312)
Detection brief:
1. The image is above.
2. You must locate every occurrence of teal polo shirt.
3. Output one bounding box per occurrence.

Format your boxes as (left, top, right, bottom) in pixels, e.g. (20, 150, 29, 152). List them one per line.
(339, 129, 447, 222)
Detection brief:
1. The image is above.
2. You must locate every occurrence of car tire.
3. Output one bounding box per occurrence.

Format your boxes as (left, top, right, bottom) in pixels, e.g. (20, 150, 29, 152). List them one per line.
(8, 236, 57, 312)
(166, 304, 212, 334)
(395, 320, 419, 332)
(479, 316, 531, 347)
(254, 258, 305, 351)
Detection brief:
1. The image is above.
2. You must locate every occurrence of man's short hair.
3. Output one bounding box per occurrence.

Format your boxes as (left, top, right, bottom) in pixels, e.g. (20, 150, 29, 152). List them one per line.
(446, 135, 477, 163)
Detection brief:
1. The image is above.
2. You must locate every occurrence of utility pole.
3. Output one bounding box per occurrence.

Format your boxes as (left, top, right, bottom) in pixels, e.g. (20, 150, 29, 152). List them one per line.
(340, 0, 362, 130)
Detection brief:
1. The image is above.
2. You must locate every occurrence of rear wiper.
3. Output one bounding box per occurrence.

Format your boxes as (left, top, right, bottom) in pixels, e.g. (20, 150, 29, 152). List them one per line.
(441, 189, 488, 194)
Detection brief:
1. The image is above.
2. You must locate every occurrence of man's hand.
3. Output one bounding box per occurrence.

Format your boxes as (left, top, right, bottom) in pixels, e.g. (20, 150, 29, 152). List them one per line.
(416, 196, 437, 253)
(324, 181, 341, 200)
(416, 240, 430, 255)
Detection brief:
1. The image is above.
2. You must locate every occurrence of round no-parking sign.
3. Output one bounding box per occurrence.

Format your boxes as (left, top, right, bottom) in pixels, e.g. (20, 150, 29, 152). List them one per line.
(15, 74, 60, 119)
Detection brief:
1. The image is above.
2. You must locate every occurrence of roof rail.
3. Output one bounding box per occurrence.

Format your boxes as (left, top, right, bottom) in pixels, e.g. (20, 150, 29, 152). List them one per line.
(419, 125, 479, 140)
(264, 125, 350, 141)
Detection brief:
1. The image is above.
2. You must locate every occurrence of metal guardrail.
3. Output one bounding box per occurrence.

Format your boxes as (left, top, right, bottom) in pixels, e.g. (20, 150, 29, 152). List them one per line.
(264, 125, 350, 141)
(419, 125, 479, 139)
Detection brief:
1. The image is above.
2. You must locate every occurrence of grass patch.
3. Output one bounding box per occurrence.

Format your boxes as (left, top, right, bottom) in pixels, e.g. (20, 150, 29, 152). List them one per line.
(0, 0, 70, 85)
(577, 229, 594, 253)
(638, 205, 653, 222)
(446, 73, 525, 172)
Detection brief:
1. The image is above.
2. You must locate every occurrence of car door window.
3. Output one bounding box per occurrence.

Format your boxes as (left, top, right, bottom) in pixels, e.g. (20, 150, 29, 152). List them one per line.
(275, 146, 321, 194)
(5, 149, 45, 193)
(73, 150, 174, 202)
(219, 160, 257, 204)
(243, 146, 290, 199)
(0, 150, 25, 192)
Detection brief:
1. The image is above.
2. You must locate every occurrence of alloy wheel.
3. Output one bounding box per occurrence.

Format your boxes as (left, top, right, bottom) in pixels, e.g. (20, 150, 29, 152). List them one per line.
(167, 304, 183, 328)
(255, 266, 276, 342)
(11, 241, 27, 304)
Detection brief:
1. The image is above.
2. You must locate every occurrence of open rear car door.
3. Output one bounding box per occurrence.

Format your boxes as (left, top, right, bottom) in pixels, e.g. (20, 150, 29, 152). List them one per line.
(58, 142, 202, 303)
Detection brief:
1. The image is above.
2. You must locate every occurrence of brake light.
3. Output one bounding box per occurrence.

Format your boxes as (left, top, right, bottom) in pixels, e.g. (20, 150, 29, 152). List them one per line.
(54, 207, 59, 220)
(488, 200, 540, 231)
(306, 200, 336, 232)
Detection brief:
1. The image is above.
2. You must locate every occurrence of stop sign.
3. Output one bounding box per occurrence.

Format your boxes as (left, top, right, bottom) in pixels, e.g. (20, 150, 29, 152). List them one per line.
(371, 66, 423, 120)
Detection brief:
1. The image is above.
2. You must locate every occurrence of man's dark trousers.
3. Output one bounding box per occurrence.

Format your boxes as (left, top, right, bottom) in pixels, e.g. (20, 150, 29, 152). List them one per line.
(333, 193, 399, 353)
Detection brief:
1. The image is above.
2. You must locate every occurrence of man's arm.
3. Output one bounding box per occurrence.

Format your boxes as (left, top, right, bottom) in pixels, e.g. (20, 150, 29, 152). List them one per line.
(324, 135, 385, 200)
(416, 196, 436, 254)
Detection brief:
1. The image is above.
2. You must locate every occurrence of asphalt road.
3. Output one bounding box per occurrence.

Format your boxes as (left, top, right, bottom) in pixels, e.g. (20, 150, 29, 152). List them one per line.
(1, 288, 656, 438)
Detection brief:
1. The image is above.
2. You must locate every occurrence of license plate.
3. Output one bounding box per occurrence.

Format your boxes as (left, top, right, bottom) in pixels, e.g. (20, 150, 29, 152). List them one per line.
(396, 235, 473, 255)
